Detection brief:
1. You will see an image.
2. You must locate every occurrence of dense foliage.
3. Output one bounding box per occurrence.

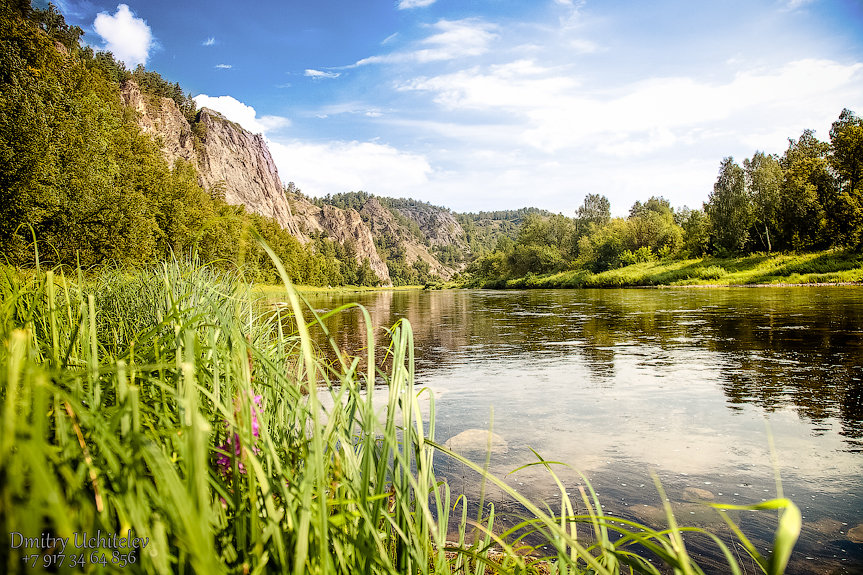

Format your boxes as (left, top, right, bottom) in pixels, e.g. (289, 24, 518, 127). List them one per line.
(467, 115, 863, 283)
(0, 4, 378, 286)
(456, 207, 554, 256)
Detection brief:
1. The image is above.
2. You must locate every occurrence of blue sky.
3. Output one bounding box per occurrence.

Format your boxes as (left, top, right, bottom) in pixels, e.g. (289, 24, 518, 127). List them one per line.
(54, 0, 863, 215)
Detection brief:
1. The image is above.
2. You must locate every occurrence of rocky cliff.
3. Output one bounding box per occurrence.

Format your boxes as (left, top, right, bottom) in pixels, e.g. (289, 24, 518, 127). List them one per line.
(391, 203, 469, 253)
(120, 80, 196, 166)
(195, 108, 305, 237)
(121, 80, 302, 233)
(360, 198, 458, 280)
(289, 196, 391, 284)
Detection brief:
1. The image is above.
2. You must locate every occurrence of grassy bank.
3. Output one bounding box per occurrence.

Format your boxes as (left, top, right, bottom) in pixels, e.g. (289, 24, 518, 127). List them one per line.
(0, 252, 801, 574)
(255, 283, 425, 298)
(482, 250, 863, 289)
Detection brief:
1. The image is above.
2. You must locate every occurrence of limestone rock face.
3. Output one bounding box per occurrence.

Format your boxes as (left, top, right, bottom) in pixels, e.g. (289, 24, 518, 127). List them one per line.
(289, 196, 392, 285)
(361, 198, 457, 280)
(121, 81, 302, 237)
(120, 80, 196, 167)
(195, 108, 304, 237)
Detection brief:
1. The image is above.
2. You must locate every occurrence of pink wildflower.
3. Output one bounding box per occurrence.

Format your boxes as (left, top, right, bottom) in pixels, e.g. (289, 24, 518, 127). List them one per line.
(215, 391, 263, 476)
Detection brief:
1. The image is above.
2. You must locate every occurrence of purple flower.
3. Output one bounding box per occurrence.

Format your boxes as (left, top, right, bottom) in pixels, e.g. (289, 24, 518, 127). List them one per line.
(215, 390, 264, 476)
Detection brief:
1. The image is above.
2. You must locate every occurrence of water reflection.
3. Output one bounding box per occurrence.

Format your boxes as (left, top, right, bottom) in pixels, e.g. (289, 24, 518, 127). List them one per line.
(304, 288, 863, 444)
(295, 287, 863, 574)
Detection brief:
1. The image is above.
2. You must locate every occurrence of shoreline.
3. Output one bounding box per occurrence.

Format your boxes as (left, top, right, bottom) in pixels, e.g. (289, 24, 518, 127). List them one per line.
(644, 281, 863, 289)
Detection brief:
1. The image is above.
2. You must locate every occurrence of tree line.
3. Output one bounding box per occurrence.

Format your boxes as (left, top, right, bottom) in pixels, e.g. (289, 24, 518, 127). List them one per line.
(0, 3, 381, 286)
(468, 111, 863, 280)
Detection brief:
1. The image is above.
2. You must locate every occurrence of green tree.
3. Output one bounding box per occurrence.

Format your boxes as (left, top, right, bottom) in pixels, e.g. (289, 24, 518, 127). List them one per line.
(356, 259, 380, 286)
(744, 151, 783, 252)
(706, 157, 751, 254)
(575, 193, 611, 234)
(778, 131, 832, 250)
(828, 109, 863, 246)
(626, 196, 682, 257)
(577, 218, 629, 272)
(676, 207, 711, 257)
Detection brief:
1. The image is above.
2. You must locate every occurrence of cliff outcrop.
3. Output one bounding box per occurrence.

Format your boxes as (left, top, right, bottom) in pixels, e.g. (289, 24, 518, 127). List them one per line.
(195, 108, 306, 237)
(392, 204, 469, 253)
(360, 198, 458, 280)
(289, 196, 392, 284)
(121, 81, 303, 236)
(120, 80, 196, 166)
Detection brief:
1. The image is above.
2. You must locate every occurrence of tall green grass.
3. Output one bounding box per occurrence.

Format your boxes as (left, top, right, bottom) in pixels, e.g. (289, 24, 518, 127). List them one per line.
(0, 250, 800, 574)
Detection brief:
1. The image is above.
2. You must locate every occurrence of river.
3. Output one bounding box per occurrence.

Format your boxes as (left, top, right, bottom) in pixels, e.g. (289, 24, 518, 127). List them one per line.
(301, 287, 863, 574)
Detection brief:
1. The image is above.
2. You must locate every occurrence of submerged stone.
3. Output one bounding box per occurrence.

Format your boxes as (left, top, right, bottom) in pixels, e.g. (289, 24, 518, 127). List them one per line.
(683, 487, 715, 501)
(444, 429, 508, 455)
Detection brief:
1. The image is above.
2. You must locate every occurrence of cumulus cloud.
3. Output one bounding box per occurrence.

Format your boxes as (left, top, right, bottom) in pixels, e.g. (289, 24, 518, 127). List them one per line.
(397, 0, 437, 9)
(193, 94, 290, 135)
(305, 69, 341, 79)
(267, 140, 431, 198)
(203, 37, 216, 46)
(93, 4, 152, 67)
(355, 19, 498, 66)
(399, 58, 863, 155)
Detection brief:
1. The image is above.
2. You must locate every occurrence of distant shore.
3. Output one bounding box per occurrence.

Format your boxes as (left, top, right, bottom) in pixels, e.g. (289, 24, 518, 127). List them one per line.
(473, 250, 863, 290)
(648, 281, 863, 289)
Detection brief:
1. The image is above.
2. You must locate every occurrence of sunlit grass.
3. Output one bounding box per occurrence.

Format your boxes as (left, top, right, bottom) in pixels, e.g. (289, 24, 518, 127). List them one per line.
(0, 244, 802, 574)
(496, 250, 863, 289)
(254, 283, 425, 297)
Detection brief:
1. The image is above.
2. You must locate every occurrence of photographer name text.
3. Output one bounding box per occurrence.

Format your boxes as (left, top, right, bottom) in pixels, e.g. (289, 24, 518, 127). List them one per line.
(10, 530, 149, 553)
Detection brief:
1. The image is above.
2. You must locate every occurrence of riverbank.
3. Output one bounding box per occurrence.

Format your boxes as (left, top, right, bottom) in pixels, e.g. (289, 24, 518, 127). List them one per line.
(254, 282, 425, 298)
(478, 250, 863, 289)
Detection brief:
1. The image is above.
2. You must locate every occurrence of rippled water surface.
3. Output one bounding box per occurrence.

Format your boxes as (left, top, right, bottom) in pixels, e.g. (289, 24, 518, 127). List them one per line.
(302, 287, 863, 574)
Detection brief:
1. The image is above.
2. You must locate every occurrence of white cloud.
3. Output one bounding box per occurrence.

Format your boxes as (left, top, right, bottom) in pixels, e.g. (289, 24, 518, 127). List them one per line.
(781, 0, 816, 11)
(203, 37, 216, 46)
(305, 69, 341, 79)
(568, 38, 600, 54)
(399, 58, 863, 155)
(355, 19, 498, 66)
(93, 4, 152, 67)
(193, 94, 290, 135)
(378, 56, 863, 214)
(267, 140, 432, 197)
(397, 0, 437, 9)
(215, 63, 232, 69)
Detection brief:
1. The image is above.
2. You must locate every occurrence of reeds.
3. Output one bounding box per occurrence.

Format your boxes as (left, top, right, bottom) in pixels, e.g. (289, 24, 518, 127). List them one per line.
(0, 251, 800, 574)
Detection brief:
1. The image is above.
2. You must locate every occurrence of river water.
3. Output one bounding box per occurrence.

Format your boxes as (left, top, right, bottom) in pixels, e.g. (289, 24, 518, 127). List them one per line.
(302, 287, 863, 574)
